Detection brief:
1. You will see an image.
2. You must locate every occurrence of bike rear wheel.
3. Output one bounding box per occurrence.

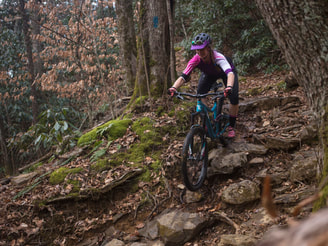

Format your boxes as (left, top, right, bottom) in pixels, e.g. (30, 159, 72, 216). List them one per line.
(181, 126, 208, 191)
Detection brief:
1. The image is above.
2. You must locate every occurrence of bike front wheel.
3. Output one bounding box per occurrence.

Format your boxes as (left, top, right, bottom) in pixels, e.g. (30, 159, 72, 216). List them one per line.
(181, 126, 208, 191)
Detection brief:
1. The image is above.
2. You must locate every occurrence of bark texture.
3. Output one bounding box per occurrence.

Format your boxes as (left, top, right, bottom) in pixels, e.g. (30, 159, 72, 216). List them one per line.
(166, 0, 176, 86)
(255, 1, 328, 119)
(117, 0, 171, 100)
(144, 0, 170, 96)
(0, 115, 10, 174)
(115, 0, 137, 90)
(31, 0, 44, 83)
(19, 0, 39, 124)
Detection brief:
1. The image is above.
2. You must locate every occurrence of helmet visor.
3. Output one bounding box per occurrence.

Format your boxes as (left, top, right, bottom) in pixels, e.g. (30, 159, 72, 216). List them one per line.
(190, 40, 209, 50)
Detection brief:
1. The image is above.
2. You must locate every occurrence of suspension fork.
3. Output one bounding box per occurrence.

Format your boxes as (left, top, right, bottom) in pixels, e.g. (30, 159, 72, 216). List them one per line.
(191, 111, 206, 129)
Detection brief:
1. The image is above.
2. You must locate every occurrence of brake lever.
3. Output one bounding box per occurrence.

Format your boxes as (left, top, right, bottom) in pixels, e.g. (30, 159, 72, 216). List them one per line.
(176, 93, 185, 100)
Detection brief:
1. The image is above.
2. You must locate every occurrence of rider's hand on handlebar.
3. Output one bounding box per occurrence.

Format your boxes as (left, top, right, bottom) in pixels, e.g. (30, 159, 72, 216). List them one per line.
(224, 86, 232, 97)
(168, 87, 177, 97)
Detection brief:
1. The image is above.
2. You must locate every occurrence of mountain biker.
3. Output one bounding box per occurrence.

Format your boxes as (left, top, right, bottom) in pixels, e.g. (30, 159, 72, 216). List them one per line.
(168, 33, 239, 138)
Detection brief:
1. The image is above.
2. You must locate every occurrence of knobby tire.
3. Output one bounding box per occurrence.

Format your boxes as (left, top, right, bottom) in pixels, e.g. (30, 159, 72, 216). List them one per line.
(181, 126, 208, 191)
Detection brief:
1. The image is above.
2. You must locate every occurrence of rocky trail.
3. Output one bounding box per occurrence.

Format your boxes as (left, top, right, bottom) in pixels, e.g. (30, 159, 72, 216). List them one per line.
(0, 70, 320, 246)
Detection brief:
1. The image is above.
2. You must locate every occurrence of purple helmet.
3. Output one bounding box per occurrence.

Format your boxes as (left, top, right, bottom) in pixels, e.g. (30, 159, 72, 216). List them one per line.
(191, 33, 212, 50)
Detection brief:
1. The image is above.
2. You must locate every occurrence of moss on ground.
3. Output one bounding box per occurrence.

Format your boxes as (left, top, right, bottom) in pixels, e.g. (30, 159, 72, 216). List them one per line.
(247, 87, 262, 96)
(66, 180, 80, 193)
(24, 162, 43, 173)
(132, 117, 161, 143)
(91, 158, 110, 172)
(108, 117, 168, 183)
(276, 80, 287, 91)
(49, 167, 84, 185)
(77, 119, 132, 146)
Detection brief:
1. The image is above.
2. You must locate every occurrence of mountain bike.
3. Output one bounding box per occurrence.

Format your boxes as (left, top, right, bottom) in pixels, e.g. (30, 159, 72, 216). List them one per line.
(174, 83, 230, 191)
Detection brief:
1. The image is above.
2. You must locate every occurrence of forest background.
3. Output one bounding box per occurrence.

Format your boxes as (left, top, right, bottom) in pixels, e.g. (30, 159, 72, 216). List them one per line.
(0, 0, 284, 177)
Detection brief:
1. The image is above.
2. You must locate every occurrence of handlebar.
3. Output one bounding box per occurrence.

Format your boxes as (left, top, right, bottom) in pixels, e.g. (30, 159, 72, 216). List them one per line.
(174, 91, 225, 101)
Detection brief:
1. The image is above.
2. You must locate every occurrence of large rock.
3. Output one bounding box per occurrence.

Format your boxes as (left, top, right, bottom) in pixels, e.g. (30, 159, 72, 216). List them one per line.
(209, 151, 248, 175)
(157, 210, 211, 245)
(103, 239, 125, 246)
(229, 142, 268, 155)
(274, 186, 316, 205)
(217, 234, 257, 246)
(289, 156, 317, 183)
(263, 136, 300, 151)
(239, 96, 301, 113)
(272, 116, 301, 127)
(256, 168, 288, 187)
(140, 209, 214, 245)
(239, 97, 281, 113)
(298, 123, 318, 144)
(222, 180, 261, 205)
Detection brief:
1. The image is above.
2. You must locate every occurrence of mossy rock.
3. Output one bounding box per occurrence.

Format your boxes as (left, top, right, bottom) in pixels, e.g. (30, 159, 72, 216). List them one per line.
(49, 167, 83, 185)
(109, 117, 164, 167)
(77, 119, 132, 146)
(132, 117, 161, 143)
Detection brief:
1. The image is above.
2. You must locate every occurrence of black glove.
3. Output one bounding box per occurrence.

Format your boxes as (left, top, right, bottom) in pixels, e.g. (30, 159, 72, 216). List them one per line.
(224, 86, 232, 97)
(168, 87, 177, 97)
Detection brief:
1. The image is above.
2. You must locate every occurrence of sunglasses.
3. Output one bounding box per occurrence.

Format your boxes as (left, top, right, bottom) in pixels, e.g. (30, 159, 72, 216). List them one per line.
(192, 40, 204, 45)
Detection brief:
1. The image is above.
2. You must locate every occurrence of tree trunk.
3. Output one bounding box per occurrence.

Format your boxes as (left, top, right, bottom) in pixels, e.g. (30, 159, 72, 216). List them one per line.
(31, 0, 43, 76)
(145, 0, 170, 96)
(115, 0, 137, 91)
(254, 0, 328, 208)
(0, 115, 11, 175)
(166, 0, 176, 87)
(117, 0, 171, 102)
(19, 0, 39, 124)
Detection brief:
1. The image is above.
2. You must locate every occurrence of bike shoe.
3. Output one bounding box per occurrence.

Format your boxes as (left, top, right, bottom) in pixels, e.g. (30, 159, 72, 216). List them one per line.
(227, 126, 236, 138)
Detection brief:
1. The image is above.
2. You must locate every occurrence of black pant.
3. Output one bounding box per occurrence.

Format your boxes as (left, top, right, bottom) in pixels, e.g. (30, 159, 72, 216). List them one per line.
(197, 71, 239, 105)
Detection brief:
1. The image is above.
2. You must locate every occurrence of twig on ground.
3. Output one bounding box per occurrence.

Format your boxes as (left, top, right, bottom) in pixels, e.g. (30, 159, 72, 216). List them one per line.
(213, 211, 240, 233)
(146, 190, 159, 220)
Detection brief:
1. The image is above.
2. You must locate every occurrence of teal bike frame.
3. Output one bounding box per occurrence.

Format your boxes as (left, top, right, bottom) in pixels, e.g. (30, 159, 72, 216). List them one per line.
(191, 92, 230, 140)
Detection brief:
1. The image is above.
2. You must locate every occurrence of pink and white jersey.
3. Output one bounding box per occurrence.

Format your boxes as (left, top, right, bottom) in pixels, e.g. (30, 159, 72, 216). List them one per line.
(182, 50, 234, 77)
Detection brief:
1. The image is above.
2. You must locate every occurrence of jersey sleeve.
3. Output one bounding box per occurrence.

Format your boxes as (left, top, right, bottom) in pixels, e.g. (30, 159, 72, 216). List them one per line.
(182, 55, 201, 76)
(213, 51, 233, 74)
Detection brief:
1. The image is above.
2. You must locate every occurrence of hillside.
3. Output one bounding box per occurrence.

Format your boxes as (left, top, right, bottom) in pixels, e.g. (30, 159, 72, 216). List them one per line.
(0, 68, 320, 246)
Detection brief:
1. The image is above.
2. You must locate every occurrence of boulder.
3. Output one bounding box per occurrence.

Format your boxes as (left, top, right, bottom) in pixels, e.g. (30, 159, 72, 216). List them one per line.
(229, 142, 268, 155)
(289, 156, 317, 183)
(209, 151, 248, 175)
(222, 180, 261, 205)
(140, 209, 214, 245)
